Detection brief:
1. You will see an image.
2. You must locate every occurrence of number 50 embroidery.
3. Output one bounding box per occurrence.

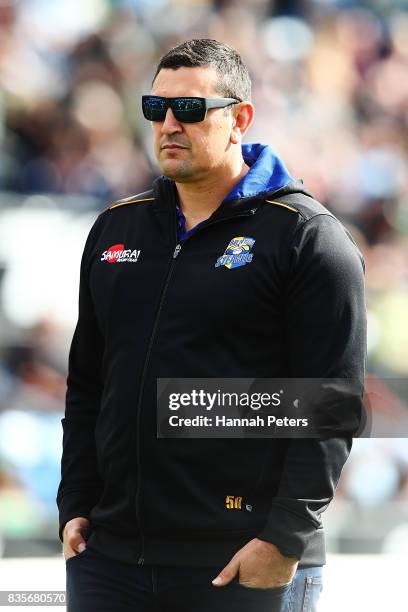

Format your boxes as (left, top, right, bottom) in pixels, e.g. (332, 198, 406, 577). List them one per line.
(226, 495, 242, 509)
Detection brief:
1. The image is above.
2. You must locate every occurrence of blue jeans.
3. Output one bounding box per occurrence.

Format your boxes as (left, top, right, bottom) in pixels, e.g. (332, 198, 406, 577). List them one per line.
(66, 546, 323, 612)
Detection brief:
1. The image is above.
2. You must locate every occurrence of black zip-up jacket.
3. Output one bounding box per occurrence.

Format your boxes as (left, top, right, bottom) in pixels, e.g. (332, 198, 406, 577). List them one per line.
(56, 172, 366, 568)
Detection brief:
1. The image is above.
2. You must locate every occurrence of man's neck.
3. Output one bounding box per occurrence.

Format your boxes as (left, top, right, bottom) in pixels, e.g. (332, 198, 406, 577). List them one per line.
(175, 160, 250, 231)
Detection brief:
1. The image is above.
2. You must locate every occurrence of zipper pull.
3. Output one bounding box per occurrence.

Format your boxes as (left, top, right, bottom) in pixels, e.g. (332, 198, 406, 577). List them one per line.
(173, 243, 182, 258)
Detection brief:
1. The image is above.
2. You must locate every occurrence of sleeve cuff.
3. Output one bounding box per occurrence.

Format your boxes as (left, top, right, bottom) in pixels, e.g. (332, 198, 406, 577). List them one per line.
(257, 504, 320, 560)
(57, 489, 100, 543)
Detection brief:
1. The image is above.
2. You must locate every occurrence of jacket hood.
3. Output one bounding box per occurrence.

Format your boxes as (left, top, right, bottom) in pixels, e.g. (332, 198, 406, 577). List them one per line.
(224, 143, 312, 202)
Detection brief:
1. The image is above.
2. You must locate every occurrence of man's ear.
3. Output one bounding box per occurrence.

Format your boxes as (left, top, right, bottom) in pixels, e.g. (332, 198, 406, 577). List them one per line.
(230, 102, 254, 145)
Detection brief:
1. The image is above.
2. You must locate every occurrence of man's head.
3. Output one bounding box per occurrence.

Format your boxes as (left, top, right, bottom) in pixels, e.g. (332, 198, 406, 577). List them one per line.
(147, 39, 254, 183)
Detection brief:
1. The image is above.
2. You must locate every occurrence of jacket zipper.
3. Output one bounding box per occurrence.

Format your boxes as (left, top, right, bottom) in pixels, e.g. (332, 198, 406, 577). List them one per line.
(134, 206, 258, 564)
(134, 246, 179, 564)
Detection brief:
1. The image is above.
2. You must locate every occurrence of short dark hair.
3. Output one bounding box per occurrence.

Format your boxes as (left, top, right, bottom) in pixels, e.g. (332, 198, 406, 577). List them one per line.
(152, 39, 251, 102)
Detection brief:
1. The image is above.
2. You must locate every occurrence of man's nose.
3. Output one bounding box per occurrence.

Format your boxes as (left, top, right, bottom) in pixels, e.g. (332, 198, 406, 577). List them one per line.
(161, 107, 182, 133)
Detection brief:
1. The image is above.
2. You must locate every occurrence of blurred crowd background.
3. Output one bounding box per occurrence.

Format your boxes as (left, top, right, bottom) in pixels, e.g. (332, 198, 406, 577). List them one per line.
(0, 0, 408, 557)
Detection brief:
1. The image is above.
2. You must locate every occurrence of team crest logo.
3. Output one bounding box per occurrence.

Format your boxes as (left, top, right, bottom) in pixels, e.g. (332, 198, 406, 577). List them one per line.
(215, 236, 255, 269)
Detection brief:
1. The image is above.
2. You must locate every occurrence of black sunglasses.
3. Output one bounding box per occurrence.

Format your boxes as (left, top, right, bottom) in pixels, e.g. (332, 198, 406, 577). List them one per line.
(142, 95, 240, 123)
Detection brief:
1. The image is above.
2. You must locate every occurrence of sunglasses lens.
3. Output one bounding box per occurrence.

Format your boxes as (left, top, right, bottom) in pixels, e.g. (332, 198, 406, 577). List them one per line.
(142, 97, 206, 123)
(172, 98, 206, 123)
(142, 97, 167, 121)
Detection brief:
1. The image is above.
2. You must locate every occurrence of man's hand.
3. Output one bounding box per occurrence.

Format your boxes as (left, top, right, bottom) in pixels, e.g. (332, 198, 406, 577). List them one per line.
(212, 538, 298, 589)
(62, 517, 90, 561)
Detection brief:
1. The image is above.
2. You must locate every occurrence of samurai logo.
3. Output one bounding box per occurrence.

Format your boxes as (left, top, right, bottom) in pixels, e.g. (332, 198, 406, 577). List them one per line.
(215, 236, 255, 269)
(101, 244, 141, 263)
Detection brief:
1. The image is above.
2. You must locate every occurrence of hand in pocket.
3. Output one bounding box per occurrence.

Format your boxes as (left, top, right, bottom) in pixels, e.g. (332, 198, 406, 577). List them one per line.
(62, 517, 90, 561)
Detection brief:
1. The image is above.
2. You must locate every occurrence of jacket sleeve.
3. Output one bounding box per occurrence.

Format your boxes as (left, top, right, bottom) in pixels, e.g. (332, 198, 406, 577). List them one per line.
(56, 214, 106, 543)
(257, 213, 367, 559)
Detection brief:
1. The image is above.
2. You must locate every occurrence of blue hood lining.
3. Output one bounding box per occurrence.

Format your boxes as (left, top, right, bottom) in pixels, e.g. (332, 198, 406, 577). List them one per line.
(223, 143, 293, 203)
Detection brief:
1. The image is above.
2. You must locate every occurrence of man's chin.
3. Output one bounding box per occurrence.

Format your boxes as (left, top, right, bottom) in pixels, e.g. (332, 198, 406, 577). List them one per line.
(160, 161, 194, 182)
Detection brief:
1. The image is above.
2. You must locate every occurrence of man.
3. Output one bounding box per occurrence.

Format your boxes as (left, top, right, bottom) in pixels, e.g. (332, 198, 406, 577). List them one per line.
(57, 39, 366, 612)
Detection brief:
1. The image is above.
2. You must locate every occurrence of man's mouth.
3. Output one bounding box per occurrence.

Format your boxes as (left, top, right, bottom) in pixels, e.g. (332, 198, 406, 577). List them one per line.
(161, 144, 189, 150)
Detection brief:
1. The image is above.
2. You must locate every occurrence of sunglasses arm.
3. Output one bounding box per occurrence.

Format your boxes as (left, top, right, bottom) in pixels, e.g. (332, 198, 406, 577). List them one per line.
(205, 98, 240, 109)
